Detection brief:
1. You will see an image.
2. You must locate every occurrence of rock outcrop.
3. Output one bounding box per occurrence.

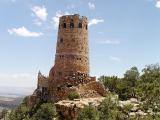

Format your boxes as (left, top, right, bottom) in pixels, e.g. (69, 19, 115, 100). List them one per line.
(55, 97, 104, 120)
(55, 97, 151, 120)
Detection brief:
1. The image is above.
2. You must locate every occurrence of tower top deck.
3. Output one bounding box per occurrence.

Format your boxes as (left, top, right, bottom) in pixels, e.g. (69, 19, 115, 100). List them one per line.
(59, 14, 88, 23)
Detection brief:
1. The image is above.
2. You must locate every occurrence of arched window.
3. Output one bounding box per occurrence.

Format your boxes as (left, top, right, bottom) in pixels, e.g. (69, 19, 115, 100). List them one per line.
(86, 25, 88, 30)
(63, 23, 66, 28)
(70, 22, 74, 28)
(79, 23, 82, 28)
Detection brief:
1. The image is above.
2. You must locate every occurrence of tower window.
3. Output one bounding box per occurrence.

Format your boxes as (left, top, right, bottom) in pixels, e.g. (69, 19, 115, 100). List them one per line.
(58, 72, 62, 76)
(59, 24, 61, 29)
(70, 22, 74, 28)
(72, 39, 75, 42)
(63, 23, 66, 28)
(42, 87, 47, 93)
(60, 38, 63, 43)
(79, 23, 82, 28)
(86, 25, 88, 30)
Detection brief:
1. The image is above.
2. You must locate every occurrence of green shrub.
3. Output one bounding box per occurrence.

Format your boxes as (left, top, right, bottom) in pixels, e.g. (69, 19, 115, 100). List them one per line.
(33, 103, 56, 120)
(77, 104, 99, 120)
(99, 94, 125, 120)
(68, 91, 80, 100)
(8, 104, 30, 120)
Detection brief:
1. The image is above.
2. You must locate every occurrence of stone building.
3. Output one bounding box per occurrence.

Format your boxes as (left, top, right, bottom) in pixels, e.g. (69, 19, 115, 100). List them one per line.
(29, 14, 106, 105)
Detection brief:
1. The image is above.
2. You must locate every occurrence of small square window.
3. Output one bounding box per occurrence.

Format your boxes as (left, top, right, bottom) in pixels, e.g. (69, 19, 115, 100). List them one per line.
(70, 23, 74, 28)
(60, 38, 63, 43)
(79, 23, 82, 28)
(63, 23, 66, 28)
(58, 72, 62, 76)
(86, 25, 88, 30)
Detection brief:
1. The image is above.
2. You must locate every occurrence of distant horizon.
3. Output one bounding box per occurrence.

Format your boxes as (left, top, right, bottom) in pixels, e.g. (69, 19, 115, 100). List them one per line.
(0, 86, 35, 97)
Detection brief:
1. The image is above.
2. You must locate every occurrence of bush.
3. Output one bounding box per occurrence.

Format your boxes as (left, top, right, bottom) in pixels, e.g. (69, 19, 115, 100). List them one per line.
(77, 104, 99, 120)
(33, 103, 56, 120)
(68, 91, 80, 100)
(99, 94, 125, 120)
(8, 104, 30, 120)
(8, 96, 56, 120)
(77, 94, 126, 120)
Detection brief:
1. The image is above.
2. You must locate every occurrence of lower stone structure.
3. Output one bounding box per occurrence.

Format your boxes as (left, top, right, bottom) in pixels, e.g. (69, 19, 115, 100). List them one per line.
(28, 71, 106, 106)
(49, 80, 106, 102)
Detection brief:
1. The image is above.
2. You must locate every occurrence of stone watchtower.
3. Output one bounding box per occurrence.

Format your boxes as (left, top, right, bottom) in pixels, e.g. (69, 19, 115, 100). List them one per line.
(48, 14, 105, 102)
(29, 14, 106, 104)
(49, 14, 89, 85)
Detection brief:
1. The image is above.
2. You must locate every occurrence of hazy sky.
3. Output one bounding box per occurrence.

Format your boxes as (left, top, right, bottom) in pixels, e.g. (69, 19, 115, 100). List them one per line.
(0, 0, 160, 87)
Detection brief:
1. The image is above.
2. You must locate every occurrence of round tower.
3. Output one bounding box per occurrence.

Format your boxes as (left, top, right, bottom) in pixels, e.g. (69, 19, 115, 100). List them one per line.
(49, 14, 89, 85)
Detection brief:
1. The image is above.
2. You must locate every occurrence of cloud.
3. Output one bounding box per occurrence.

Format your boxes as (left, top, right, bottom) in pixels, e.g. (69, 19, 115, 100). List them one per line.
(98, 40, 120, 45)
(88, 2, 95, 10)
(156, 0, 160, 8)
(8, 26, 43, 37)
(52, 11, 71, 29)
(109, 56, 121, 62)
(31, 6, 48, 26)
(0, 73, 36, 87)
(89, 19, 104, 26)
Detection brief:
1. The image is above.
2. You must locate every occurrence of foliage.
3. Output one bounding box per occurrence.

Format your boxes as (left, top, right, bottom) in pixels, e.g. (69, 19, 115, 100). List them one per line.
(77, 104, 99, 120)
(129, 114, 160, 120)
(121, 104, 133, 117)
(33, 103, 56, 120)
(99, 76, 118, 92)
(98, 94, 126, 120)
(22, 96, 29, 105)
(8, 96, 56, 120)
(124, 66, 139, 87)
(8, 104, 30, 120)
(77, 94, 126, 120)
(0, 108, 8, 119)
(99, 64, 160, 117)
(68, 91, 80, 100)
(8, 96, 32, 120)
(136, 64, 160, 112)
(99, 66, 139, 100)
